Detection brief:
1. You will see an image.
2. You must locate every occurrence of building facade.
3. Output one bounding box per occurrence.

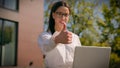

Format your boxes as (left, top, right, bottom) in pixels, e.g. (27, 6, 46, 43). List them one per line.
(0, 0, 44, 67)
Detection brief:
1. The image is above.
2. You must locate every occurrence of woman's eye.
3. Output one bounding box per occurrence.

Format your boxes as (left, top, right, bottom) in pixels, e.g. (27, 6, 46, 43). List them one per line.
(58, 13, 62, 15)
(64, 14, 68, 17)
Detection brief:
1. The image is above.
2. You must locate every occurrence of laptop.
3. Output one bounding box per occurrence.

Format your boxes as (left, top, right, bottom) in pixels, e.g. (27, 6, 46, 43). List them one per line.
(73, 46, 111, 68)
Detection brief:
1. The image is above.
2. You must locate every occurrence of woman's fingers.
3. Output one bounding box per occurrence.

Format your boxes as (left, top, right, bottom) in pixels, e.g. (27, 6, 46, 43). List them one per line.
(60, 21, 67, 31)
(66, 31, 72, 44)
(56, 28, 72, 44)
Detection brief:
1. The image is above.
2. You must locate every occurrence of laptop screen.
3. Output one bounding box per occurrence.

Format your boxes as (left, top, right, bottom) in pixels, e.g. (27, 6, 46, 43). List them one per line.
(73, 46, 111, 68)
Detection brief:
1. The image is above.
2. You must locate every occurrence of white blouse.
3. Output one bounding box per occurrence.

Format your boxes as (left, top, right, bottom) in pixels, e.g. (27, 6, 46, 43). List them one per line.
(38, 31, 81, 68)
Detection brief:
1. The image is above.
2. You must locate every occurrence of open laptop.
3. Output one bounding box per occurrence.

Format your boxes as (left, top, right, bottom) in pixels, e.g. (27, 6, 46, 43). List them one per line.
(73, 46, 111, 68)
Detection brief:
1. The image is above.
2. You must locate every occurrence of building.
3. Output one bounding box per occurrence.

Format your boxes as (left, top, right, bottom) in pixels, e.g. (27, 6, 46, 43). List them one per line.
(0, 0, 44, 67)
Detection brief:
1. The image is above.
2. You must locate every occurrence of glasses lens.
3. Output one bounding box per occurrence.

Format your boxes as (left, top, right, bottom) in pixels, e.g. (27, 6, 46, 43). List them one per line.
(55, 12, 69, 18)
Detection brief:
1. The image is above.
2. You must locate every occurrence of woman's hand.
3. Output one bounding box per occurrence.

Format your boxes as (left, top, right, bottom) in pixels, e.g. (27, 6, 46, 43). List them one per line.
(55, 22, 72, 44)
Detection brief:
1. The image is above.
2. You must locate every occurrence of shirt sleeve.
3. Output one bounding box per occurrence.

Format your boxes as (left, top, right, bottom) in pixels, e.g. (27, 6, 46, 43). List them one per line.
(74, 34, 82, 46)
(38, 32, 56, 55)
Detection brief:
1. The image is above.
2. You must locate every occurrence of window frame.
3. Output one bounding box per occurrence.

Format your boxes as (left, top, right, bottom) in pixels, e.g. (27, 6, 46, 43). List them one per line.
(0, 0, 19, 11)
(0, 18, 18, 66)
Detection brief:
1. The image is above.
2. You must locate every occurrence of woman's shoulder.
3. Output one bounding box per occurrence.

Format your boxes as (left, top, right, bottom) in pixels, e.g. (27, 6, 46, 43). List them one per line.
(71, 32, 79, 37)
(39, 31, 52, 38)
(40, 31, 51, 35)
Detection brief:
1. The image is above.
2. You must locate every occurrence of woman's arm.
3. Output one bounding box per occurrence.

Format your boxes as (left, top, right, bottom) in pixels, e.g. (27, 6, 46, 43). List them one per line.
(38, 32, 56, 55)
(74, 34, 82, 46)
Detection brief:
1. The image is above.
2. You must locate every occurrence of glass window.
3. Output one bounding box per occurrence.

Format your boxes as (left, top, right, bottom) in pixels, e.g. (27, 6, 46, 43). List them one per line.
(0, 20, 2, 46)
(0, 19, 18, 66)
(4, 0, 17, 10)
(0, 0, 3, 6)
(0, 0, 18, 11)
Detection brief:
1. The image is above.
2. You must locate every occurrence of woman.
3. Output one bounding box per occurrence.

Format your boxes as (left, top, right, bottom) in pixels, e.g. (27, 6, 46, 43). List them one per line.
(38, 1, 81, 68)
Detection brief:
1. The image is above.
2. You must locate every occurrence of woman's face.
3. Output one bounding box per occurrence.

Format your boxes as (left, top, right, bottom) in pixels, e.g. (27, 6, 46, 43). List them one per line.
(52, 6, 70, 31)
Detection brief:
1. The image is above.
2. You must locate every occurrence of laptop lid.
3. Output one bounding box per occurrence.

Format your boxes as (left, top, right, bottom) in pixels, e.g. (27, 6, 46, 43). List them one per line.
(73, 46, 111, 68)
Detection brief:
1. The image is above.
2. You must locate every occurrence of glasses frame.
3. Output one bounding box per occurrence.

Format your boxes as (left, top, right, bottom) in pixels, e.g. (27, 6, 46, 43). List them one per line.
(55, 12, 69, 18)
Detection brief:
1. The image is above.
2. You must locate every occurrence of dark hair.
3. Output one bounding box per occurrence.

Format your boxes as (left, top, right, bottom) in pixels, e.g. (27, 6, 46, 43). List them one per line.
(47, 1, 70, 34)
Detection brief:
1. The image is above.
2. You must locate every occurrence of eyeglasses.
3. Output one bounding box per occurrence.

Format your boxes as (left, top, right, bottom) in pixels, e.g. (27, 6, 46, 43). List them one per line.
(55, 12, 69, 18)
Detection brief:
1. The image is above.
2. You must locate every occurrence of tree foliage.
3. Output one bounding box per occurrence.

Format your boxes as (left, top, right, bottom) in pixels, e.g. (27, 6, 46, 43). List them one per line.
(0, 26, 12, 45)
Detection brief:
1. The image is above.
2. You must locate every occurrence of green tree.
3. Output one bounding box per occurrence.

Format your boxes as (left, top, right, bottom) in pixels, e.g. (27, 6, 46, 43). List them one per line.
(101, 0, 120, 67)
(0, 26, 12, 45)
(67, 0, 101, 46)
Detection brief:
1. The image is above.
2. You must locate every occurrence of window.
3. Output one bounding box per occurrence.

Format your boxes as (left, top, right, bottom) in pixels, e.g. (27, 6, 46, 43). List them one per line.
(0, 18, 18, 66)
(0, 0, 3, 6)
(0, 0, 19, 11)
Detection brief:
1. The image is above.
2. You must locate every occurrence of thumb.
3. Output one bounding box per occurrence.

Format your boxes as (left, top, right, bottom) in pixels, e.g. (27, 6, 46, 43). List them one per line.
(61, 22, 67, 31)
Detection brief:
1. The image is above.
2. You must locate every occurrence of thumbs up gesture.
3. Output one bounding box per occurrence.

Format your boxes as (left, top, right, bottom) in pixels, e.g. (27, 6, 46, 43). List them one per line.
(54, 22, 72, 44)
(61, 21, 67, 31)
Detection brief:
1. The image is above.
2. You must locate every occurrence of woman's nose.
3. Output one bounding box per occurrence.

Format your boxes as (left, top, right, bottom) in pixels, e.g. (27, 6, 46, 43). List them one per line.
(61, 15, 66, 20)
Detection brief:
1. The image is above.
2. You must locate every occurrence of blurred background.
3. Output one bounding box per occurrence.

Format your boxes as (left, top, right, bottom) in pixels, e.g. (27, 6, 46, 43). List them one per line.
(0, 0, 43, 67)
